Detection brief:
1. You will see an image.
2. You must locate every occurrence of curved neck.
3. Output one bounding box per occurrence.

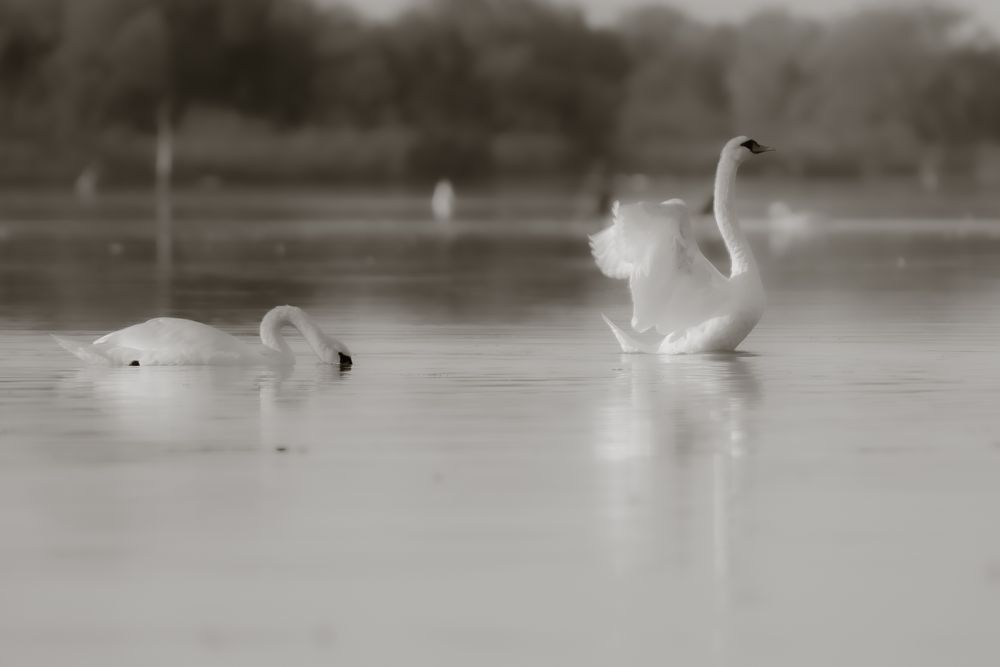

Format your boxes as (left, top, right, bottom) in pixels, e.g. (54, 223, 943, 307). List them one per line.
(713, 155, 756, 277)
(259, 306, 328, 362)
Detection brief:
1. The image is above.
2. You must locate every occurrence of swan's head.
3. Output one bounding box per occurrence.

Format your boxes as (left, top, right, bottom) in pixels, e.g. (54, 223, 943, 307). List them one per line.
(263, 305, 353, 367)
(317, 335, 353, 367)
(725, 136, 775, 164)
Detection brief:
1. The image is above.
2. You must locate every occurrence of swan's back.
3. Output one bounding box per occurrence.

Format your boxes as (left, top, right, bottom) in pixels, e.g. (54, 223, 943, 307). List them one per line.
(94, 317, 258, 365)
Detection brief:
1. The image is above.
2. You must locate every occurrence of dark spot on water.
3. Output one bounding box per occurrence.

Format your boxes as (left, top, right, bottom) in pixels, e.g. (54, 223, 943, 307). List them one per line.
(275, 446, 288, 453)
(129, 360, 140, 366)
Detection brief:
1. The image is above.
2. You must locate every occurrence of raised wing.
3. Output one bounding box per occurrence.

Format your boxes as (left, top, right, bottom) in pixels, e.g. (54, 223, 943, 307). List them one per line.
(590, 199, 730, 335)
(589, 200, 660, 279)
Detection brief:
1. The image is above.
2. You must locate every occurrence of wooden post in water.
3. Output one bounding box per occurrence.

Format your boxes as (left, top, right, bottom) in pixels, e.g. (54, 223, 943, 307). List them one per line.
(155, 100, 174, 311)
(155, 100, 174, 272)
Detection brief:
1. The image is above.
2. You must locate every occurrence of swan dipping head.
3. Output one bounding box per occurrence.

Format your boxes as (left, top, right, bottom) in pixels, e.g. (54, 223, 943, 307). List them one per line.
(724, 136, 775, 164)
(324, 334, 353, 367)
(306, 327, 352, 367)
(259, 305, 353, 367)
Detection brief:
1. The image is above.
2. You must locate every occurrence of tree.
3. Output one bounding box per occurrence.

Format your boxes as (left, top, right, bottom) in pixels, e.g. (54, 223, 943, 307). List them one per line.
(726, 9, 818, 168)
(793, 7, 968, 174)
(393, 0, 629, 178)
(0, 0, 62, 148)
(616, 7, 732, 173)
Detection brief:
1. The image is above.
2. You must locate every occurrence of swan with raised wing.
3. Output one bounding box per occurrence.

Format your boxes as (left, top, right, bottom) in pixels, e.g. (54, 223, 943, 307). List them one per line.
(590, 136, 773, 354)
(53, 305, 352, 367)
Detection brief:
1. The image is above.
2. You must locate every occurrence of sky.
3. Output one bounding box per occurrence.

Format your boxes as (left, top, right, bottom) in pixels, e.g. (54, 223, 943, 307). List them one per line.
(317, 0, 1000, 33)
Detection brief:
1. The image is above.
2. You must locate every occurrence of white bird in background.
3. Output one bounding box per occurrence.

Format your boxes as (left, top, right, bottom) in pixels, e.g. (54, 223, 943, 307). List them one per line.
(765, 200, 823, 254)
(431, 178, 455, 223)
(52, 305, 352, 367)
(590, 136, 773, 354)
(74, 161, 101, 202)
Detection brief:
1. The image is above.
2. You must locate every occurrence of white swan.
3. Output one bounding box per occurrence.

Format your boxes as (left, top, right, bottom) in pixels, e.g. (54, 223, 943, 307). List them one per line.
(52, 305, 352, 367)
(431, 178, 455, 223)
(765, 200, 823, 255)
(590, 136, 772, 354)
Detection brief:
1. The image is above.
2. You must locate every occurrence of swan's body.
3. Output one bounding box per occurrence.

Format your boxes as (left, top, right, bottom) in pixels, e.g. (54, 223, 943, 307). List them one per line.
(590, 136, 771, 354)
(53, 305, 352, 367)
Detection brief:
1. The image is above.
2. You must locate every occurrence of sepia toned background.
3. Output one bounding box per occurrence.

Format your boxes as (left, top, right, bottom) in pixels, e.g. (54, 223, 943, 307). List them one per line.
(0, 0, 998, 190)
(1, 2, 999, 666)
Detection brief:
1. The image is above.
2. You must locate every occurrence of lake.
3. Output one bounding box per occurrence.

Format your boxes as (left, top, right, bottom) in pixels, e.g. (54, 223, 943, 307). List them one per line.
(1, 193, 999, 666)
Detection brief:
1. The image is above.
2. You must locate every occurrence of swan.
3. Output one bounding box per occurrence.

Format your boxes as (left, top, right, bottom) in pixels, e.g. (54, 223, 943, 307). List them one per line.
(52, 305, 353, 367)
(590, 136, 773, 354)
(766, 200, 822, 255)
(431, 178, 455, 223)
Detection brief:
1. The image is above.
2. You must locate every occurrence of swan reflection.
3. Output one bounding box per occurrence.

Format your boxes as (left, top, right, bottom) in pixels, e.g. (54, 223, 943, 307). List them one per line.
(597, 353, 761, 462)
(258, 364, 353, 453)
(596, 353, 762, 663)
(56, 364, 350, 454)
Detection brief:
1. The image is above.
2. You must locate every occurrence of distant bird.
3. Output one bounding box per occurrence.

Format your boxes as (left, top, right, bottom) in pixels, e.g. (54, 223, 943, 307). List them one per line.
(767, 200, 816, 231)
(74, 162, 101, 202)
(52, 305, 352, 367)
(765, 200, 823, 255)
(431, 179, 455, 222)
(590, 136, 773, 354)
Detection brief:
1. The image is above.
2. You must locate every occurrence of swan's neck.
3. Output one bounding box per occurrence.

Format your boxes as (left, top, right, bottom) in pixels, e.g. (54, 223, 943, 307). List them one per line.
(713, 156, 756, 277)
(259, 306, 328, 362)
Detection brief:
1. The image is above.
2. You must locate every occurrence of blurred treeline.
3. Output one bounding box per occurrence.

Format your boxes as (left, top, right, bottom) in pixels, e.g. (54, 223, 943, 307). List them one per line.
(1, 0, 999, 187)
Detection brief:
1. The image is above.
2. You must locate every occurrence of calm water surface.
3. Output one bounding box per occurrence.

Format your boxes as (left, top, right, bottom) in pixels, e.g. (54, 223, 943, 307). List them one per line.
(1, 210, 999, 666)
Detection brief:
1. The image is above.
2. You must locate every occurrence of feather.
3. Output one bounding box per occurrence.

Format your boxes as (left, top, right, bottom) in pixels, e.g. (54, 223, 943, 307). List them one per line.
(591, 199, 729, 335)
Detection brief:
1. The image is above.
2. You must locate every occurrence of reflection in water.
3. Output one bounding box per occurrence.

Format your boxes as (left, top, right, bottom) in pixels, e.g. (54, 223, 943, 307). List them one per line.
(598, 354, 761, 462)
(58, 366, 286, 452)
(5, 216, 1000, 665)
(55, 363, 352, 457)
(597, 354, 761, 664)
(258, 364, 353, 453)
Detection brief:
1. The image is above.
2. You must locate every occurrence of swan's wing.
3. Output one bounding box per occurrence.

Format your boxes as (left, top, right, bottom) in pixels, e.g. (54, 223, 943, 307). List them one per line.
(94, 318, 255, 365)
(592, 199, 730, 335)
(589, 200, 659, 279)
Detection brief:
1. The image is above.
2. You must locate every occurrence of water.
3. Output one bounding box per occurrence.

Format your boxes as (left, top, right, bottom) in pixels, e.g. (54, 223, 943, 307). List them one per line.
(1, 206, 1000, 666)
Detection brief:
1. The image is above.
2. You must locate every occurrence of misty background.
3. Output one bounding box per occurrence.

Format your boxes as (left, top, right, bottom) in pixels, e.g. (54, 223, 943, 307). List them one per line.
(1, 0, 998, 193)
(4, 4, 1000, 666)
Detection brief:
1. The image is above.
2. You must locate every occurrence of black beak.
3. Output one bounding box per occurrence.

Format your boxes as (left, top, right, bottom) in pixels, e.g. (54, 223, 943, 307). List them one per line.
(338, 353, 353, 367)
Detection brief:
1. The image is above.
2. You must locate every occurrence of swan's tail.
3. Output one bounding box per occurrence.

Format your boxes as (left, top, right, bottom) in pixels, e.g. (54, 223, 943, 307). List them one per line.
(51, 334, 114, 365)
(601, 315, 660, 354)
